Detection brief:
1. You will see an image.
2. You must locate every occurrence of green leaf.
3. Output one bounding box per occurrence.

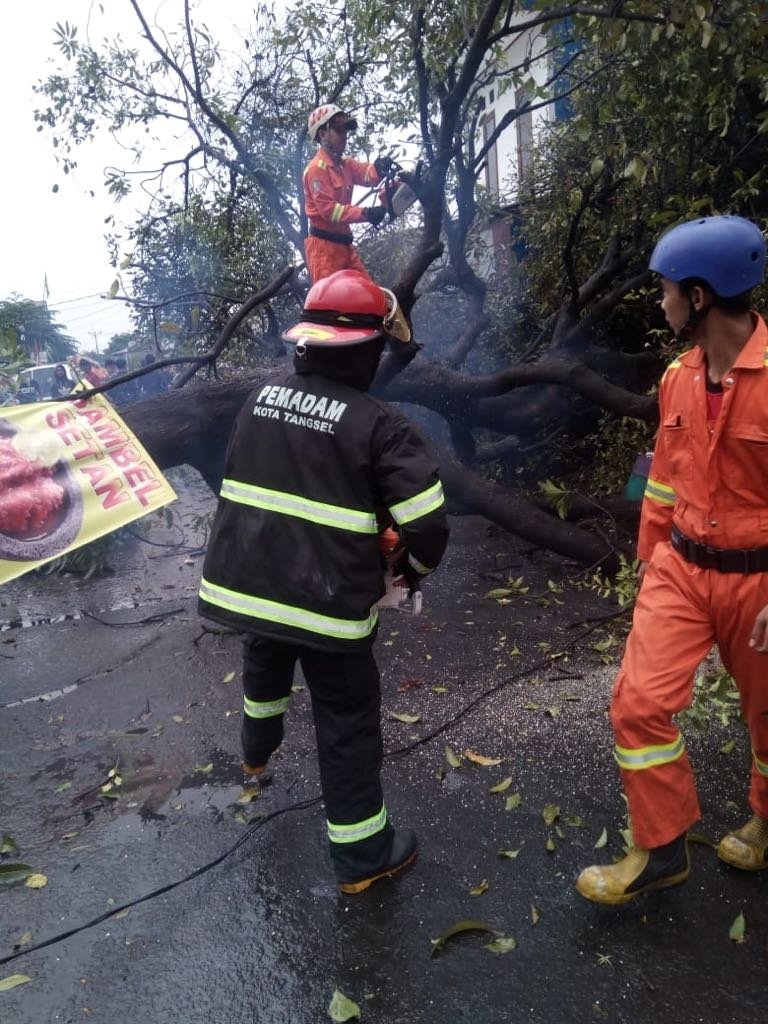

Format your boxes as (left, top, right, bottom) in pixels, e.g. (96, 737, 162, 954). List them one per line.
(542, 803, 560, 826)
(505, 792, 522, 811)
(484, 935, 517, 953)
(489, 776, 514, 793)
(430, 920, 496, 958)
(594, 827, 608, 849)
(13, 931, 32, 951)
(497, 848, 521, 859)
(0, 863, 32, 886)
(0, 835, 18, 855)
(54, 782, 72, 793)
(719, 739, 736, 755)
(0, 974, 31, 992)
(531, 904, 541, 924)
(469, 878, 489, 896)
(389, 711, 421, 724)
(729, 911, 746, 943)
(328, 989, 361, 1022)
(445, 745, 462, 768)
(107, 278, 120, 299)
(223, 671, 235, 684)
(484, 587, 513, 599)
(546, 835, 556, 852)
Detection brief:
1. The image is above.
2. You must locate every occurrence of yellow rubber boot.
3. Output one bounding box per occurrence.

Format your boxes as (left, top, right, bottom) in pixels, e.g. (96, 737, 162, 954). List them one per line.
(717, 815, 768, 871)
(576, 835, 689, 906)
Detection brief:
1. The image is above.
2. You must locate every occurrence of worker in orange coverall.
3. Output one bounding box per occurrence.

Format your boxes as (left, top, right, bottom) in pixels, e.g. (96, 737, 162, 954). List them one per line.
(577, 214, 768, 905)
(303, 104, 393, 283)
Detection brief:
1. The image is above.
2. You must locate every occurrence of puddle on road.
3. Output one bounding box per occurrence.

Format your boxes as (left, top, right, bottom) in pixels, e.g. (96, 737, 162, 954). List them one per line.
(50, 754, 266, 830)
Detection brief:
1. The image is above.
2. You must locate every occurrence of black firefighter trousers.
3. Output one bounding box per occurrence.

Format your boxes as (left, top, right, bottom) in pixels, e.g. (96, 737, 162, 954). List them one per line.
(241, 635, 396, 879)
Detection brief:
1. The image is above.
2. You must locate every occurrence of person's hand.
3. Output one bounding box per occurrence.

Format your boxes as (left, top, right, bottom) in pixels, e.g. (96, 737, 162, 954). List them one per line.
(364, 205, 387, 226)
(374, 155, 395, 177)
(392, 553, 421, 594)
(749, 603, 768, 652)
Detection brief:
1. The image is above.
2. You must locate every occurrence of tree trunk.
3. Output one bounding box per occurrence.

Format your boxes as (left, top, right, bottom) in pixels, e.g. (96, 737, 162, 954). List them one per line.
(122, 374, 622, 572)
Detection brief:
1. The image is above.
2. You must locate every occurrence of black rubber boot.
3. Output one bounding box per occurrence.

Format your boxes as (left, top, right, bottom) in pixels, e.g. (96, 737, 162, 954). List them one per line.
(336, 829, 418, 895)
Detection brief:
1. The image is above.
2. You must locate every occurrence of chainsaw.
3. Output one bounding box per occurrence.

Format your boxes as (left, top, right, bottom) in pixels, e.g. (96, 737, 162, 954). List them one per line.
(360, 159, 422, 226)
(378, 159, 423, 222)
(377, 526, 423, 615)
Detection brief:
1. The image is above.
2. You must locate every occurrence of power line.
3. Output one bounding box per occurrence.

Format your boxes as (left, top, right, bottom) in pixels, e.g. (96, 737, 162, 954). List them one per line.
(46, 292, 108, 308)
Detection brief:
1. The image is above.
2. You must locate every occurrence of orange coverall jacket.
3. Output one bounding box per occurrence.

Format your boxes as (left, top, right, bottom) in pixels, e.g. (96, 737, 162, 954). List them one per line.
(303, 150, 380, 283)
(611, 312, 768, 848)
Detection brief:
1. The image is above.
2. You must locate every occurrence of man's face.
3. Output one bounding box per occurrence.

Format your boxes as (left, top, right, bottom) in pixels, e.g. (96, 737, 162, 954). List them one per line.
(325, 117, 349, 152)
(659, 277, 690, 335)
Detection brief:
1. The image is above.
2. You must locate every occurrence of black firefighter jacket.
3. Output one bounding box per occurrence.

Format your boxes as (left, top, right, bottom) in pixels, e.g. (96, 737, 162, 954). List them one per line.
(198, 369, 449, 652)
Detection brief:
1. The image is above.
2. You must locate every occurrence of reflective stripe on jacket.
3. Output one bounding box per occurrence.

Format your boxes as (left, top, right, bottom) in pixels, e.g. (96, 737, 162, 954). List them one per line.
(303, 150, 379, 237)
(198, 369, 449, 651)
(638, 313, 768, 560)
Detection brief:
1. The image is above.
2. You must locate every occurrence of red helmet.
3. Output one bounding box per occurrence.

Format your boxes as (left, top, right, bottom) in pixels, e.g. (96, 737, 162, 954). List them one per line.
(283, 271, 411, 347)
(307, 104, 358, 143)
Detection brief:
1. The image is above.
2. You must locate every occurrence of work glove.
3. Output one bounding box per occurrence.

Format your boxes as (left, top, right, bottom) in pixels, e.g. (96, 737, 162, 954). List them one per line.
(392, 552, 423, 594)
(374, 154, 395, 177)
(364, 205, 387, 226)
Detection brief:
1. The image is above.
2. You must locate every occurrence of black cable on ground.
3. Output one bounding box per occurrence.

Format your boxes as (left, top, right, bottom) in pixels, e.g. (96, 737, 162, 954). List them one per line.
(0, 615, 612, 967)
(0, 797, 321, 968)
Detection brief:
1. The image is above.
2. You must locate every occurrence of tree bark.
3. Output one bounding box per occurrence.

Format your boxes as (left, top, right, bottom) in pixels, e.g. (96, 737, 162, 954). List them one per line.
(121, 371, 623, 572)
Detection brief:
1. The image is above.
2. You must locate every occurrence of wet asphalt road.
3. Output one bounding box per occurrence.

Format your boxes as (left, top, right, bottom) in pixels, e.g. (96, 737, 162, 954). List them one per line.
(0, 471, 766, 1024)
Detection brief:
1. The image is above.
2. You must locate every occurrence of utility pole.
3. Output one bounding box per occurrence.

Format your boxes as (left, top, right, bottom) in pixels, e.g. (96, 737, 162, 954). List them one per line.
(90, 330, 101, 356)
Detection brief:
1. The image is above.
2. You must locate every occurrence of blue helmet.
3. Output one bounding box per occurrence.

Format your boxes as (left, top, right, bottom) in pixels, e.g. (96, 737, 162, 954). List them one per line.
(649, 215, 765, 297)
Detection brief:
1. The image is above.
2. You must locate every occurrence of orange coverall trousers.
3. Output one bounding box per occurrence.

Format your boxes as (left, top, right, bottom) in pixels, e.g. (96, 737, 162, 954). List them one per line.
(304, 235, 371, 285)
(611, 541, 768, 849)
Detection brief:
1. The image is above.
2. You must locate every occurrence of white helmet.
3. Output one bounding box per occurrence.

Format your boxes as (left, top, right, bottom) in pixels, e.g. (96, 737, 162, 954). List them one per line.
(307, 104, 358, 143)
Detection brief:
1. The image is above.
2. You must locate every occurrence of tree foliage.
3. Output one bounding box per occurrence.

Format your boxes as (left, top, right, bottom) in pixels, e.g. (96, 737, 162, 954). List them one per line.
(0, 297, 78, 365)
(30, 1, 768, 564)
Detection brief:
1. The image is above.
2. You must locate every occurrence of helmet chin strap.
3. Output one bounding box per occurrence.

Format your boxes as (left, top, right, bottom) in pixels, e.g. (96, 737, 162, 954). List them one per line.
(676, 298, 713, 340)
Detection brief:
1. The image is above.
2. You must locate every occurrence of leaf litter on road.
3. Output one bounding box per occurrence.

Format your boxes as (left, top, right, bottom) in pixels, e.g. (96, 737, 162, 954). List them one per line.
(0, 974, 31, 992)
(328, 989, 361, 1022)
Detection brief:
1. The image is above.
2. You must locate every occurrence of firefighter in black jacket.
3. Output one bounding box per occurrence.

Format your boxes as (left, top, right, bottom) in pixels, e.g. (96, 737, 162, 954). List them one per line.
(198, 270, 449, 894)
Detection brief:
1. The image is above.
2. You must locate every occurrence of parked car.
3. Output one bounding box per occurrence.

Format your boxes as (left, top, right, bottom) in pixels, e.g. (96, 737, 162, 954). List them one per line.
(16, 363, 78, 403)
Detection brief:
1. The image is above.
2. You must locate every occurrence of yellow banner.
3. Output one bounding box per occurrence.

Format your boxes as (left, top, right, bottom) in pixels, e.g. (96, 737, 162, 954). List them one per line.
(0, 395, 177, 585)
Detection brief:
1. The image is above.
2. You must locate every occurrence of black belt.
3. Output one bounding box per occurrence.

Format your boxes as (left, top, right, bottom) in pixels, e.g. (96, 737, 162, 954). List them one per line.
(671, 525, 768, 574)
(308, 226, 353, 246)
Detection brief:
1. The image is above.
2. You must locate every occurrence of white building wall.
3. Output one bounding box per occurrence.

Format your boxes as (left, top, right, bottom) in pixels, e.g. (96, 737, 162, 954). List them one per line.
(472, 25, 558, 278)
(476, 26, 555, 205)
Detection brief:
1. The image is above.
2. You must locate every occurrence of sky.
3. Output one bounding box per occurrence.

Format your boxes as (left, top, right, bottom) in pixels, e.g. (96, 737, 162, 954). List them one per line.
(1, 2, 135, 352)
(0, 1, 249, 355)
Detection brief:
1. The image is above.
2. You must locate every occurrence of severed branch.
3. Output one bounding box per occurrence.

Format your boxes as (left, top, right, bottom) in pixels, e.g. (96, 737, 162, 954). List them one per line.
(56, 266, 295, 403)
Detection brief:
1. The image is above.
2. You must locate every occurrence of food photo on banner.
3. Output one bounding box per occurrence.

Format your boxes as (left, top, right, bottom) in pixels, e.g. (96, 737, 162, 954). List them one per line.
(0, 395, 177, 584)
